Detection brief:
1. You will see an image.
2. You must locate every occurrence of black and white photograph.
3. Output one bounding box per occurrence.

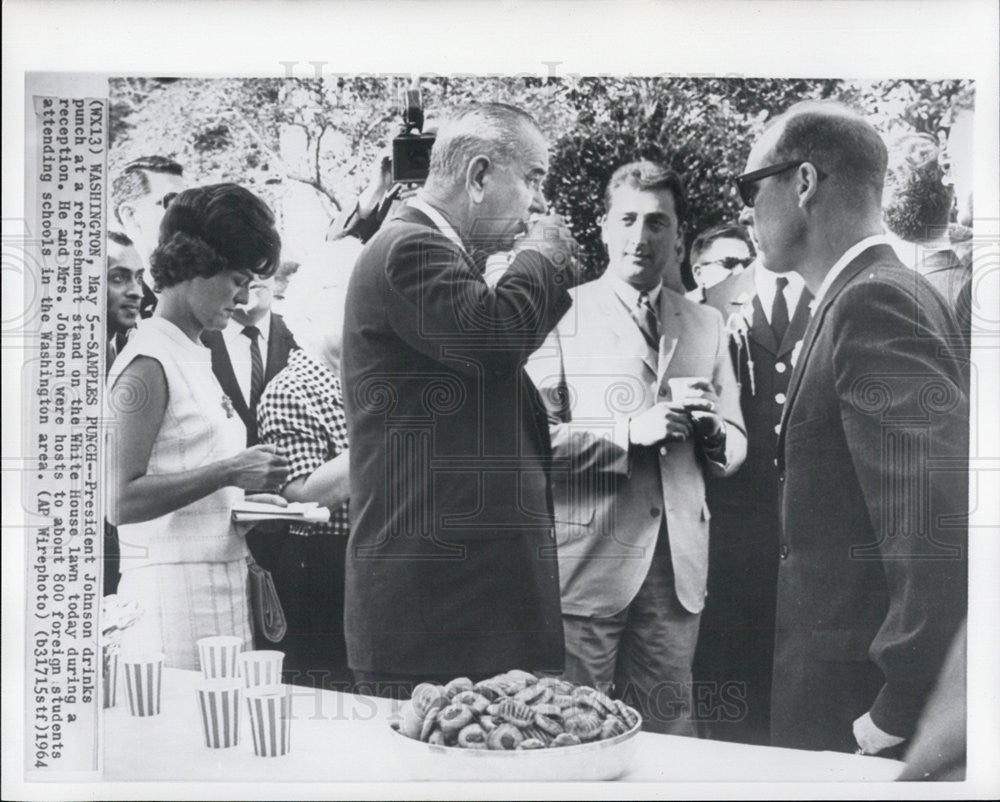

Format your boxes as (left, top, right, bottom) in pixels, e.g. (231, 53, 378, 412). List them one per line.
(3, 1, 999, 799)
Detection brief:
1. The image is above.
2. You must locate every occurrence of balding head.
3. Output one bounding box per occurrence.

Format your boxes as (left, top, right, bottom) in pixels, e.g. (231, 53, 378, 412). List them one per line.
(743, 101, 889, 281)
(762, 101, 888, 204)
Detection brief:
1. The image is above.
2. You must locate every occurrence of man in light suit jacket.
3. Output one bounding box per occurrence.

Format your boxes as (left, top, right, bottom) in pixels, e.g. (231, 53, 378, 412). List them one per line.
(739, 101, 968, 755)
(527, 161, 746, 735)
(696, 258, 811, 745)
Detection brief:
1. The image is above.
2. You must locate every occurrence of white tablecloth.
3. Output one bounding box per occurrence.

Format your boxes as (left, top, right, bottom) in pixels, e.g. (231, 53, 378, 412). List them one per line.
(102, 669, 903, 782)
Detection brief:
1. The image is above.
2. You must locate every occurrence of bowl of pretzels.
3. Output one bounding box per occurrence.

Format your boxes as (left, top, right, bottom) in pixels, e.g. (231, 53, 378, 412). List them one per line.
(389, 670, 642, 781)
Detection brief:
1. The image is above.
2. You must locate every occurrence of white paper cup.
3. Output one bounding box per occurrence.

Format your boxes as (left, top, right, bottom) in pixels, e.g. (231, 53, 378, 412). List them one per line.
(121, 651, 163, 717)
(667, 376, 711, 405)
(196, 679, 242, 749)
(238, 650, 284, 688)
(197, 636, 242, 679)
(102, 648, 118, 709)
(246, 685, 291, 757)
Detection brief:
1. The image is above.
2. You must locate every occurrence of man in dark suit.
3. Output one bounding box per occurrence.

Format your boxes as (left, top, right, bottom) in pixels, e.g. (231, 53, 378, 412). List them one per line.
(341, 103, 582, 693)
(697, 254, 812, 745)
(738, 101, 968, 755)
(201, 275, 298, 580)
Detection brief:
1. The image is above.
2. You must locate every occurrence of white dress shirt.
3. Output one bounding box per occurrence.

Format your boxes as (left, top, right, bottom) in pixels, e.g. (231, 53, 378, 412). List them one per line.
(754, 264, 806, 324)
(609, 275, 663, 313)
(813, 234, 893, 308)
(222, 311, 272, 405)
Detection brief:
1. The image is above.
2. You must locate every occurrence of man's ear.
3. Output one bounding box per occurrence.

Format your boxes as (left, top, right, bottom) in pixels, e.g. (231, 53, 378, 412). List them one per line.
(465, 155, 492, 204)
(117, 202, 135, 228)
(796, 163, 821, 210)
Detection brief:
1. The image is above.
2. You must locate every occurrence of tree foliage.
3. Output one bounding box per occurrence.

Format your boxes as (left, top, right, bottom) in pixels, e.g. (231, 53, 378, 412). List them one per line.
(109, 75, 972, 278)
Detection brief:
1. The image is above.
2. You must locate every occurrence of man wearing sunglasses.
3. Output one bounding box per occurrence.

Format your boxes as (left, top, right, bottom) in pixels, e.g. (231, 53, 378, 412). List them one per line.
(111, 156, 187, 316)
(686, 224, 756, 302)
(739, 101, 968, 758)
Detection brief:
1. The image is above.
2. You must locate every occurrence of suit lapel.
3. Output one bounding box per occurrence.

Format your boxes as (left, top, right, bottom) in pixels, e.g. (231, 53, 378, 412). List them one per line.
(265, 314, 294, 384)
(655, 289, 681, 385)
(599, 280, 658, 378)
(776, 289, 814, 358)
(203, 330, 251, 426)
(750, 296, 779, 354)
(778, 246, 889, 445)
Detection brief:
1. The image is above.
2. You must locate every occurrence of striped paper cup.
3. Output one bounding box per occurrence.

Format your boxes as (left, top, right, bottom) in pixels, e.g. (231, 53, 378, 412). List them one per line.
(195, 679, 242, 749)
(102, 648, 118, 709)
(245, 685, 291, 757)
(238, 650, 284, 688)
(121, 652, 163, 717)
(197, 636, 242, 679)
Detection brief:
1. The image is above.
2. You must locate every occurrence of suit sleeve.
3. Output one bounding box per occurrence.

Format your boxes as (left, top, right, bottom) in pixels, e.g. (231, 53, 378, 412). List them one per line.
(383, 229, 573, 373)
(831, 279, 968, 738)
(524, 326, 631, 479)
(706, 305, 747, 477)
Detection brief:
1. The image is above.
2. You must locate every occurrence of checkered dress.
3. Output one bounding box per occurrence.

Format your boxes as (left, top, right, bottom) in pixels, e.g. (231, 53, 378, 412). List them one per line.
(257, 349, 350, 537)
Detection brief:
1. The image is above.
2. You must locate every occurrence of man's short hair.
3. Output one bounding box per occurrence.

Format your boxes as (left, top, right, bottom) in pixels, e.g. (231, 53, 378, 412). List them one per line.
(603, 160, 688, 228)
(690, 224, 756, 265)
(883, 132, 953, 242)
(767, 101, 888, 199)
(427, 103, 541, 190)
(111, 156, 184, 224)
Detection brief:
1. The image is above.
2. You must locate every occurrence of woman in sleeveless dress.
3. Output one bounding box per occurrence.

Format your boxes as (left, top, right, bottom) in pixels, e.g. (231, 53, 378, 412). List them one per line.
(107, 184, 290, 670)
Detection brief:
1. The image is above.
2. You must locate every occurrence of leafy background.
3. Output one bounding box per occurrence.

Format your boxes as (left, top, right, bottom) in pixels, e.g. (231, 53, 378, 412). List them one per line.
(110, 76, 972, 285)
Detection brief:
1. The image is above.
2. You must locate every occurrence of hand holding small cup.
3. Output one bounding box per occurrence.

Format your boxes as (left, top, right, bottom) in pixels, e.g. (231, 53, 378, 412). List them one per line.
(667, 377, 725, 442)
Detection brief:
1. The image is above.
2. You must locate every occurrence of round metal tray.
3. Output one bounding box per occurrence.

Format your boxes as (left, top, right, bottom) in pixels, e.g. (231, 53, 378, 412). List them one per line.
(388, 717, 642, 781)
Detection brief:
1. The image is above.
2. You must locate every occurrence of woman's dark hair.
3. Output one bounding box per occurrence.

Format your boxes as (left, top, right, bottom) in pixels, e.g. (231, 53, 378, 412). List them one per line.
(150, 183, 281, 290)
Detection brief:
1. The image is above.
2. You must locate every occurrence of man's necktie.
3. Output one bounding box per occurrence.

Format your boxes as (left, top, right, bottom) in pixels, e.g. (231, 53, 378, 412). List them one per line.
(635, 291, 659, 351)
(771, 276, 790, 345)
(242, 325, 264, 413)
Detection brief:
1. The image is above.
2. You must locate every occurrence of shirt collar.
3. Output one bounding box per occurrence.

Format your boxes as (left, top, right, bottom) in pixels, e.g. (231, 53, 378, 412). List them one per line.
(224, 310, 272, 345)
(608, 274, 662, 310)
(753, 262, 804, 297)
(813, 234, 893, 307)
(408, 198, 467, 255)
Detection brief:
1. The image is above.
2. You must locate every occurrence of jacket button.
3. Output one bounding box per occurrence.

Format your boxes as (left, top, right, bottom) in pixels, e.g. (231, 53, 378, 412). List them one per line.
(775, 362, 787, 374)
(773, 423, 781, 435)
(773, 458, 779, 468)
(778, 472, 786, 483)
(660, 446, 669, 456)
(650, 506, 661, 518)
(780, 545, 789, 559)
(775, 392, 786, 404)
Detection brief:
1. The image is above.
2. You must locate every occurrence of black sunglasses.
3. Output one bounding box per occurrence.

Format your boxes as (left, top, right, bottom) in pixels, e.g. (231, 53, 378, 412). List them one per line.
(733, 160, 826, 208)
(697, 256, 754, 272)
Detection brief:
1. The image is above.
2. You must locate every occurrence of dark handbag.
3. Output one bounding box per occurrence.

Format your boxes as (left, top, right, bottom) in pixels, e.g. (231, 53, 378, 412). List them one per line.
(246, 555, 287, 643)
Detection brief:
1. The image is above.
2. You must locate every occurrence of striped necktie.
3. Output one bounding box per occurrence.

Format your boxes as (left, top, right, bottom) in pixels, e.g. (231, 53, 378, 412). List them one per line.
(635, 291, 659, 351)
(242, 325, 264, 413)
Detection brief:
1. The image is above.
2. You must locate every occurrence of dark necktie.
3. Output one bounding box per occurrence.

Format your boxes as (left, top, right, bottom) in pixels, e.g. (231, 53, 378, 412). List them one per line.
(771, 277, 790, 345)
(635, 291, 659, 350)
(242, 325, 264, 413)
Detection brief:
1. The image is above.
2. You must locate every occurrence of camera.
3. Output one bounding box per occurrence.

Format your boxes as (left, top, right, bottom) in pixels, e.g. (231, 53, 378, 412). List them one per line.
(391, 88, 435, 185)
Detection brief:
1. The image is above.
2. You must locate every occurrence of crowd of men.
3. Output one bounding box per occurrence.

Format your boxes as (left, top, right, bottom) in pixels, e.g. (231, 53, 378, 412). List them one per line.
(104, 97, 972, 770)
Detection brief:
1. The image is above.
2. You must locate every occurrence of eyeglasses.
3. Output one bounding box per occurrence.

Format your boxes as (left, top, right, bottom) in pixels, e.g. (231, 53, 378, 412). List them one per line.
(695, 256, 754, 273)
(733, 160, 826, 208)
